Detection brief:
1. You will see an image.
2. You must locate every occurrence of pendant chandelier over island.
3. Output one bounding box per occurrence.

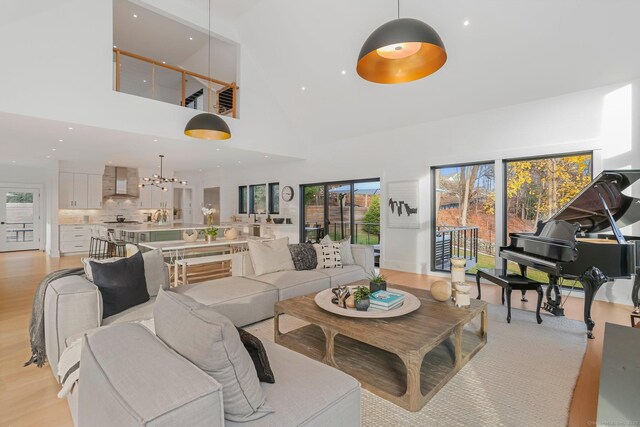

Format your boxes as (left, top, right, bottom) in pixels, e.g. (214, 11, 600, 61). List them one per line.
(139, 155, 187, 192)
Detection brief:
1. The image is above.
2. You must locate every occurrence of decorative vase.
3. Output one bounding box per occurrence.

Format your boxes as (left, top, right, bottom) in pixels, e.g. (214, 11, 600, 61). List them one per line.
(369, 280, 387, 294)
(450, 257, 467, 301)
(430, 280, 452, 302)
(224, 227, 238, 240)
(454, 283, 472, 307)
(206, 235, 216, 243)
(266, 213, 272, 223)
(355, 298, 370, 311)
(182, 229, 198, 243)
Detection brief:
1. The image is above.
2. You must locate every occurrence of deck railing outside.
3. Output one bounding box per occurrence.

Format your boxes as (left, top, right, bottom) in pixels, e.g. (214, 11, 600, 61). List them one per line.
(113, 48, 237, 118)
(434, 225, 479, 271)
(5, 222, 34, 242)
(303, 221, 380, 246)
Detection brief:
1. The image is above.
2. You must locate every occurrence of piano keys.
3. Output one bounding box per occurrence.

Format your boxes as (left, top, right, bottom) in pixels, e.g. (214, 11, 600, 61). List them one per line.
(499, 170, 640, 338)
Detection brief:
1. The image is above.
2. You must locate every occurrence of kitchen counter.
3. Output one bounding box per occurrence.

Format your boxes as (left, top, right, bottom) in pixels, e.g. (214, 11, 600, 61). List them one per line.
(107, 223, 231, 232)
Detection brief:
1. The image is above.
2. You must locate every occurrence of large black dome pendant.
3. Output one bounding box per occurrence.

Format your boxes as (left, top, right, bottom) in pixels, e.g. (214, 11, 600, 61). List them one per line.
(184, 112, 231, 140)
(357, 18, 447, 84)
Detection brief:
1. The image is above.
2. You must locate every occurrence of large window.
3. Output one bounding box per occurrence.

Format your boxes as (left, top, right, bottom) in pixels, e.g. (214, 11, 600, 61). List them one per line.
(250, 184, 267, 214)
(503, 152, 592, 281)
(432, 163, 496, 273)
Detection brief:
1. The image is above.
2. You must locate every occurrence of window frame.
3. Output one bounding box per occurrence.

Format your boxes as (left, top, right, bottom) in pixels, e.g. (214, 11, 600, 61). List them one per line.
(268, 182, 280, 214)
(430, 160, 496, 274)
(238, 186, 247, 214)
(249, 184, 267, 214)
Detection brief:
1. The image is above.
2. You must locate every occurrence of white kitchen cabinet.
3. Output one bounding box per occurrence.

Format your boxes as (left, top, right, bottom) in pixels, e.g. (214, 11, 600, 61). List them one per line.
(59, 172, 75, 208)
(138, 185, 153, 208)
(87, 174, 103, 208)
(152, 186, 171, 209)
(59, 172, 101, 209)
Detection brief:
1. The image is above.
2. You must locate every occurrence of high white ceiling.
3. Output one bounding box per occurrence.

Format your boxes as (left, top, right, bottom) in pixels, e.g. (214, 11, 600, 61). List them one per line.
(231, 0, 640, 144)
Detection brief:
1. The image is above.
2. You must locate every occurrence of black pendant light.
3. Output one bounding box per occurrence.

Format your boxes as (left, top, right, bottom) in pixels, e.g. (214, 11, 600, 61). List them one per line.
(357, 1, 447, 84)
(184, 0, 231, 140)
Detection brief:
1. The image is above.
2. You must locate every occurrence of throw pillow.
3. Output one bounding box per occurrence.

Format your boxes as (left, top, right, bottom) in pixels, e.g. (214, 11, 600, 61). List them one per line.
(236, 327, 275, 383)
(89, 251, 150, 319)
(288, 243, 317, 270)
(153, 289, 273, 422)
(313, 243, 342, 269)
(247, 237, 295, 276)
(82, 249, 169, 297)
(320, 235, 354, 265)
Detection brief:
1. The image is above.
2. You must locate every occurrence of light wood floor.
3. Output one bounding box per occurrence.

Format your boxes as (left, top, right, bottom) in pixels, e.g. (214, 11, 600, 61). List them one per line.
(0, 251, 634, 426)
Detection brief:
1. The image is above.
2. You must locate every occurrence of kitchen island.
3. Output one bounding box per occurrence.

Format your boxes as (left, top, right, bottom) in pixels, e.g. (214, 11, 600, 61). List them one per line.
(108, 223, 232, 245)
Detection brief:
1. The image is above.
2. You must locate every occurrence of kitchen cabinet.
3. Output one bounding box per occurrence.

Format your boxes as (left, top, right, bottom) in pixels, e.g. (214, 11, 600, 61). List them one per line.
(59, 173, 102, 209)
(138, 185, 153, 208)
(152, 187, 171, 210)
(87, 174, 103, 208)
(59, 224, 106, 255)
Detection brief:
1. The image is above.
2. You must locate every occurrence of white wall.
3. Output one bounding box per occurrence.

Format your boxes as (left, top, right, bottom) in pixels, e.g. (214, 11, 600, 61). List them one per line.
(0, 164, 59, 256)
(0, 0, 305, 158)
(190, 79, 640, 306)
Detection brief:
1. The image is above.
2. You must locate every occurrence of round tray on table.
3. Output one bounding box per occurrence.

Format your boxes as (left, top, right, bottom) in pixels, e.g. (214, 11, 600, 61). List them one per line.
(314, 287, 421, 318)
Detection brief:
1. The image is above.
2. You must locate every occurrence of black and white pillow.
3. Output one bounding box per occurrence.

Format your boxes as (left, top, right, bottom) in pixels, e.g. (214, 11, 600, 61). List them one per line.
(313, 243, 342, 269)
(288, 243, 317, 270)
(320, 235, 354, 265)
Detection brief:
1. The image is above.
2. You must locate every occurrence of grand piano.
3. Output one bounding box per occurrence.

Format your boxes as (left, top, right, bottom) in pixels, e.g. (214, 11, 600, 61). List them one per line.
(500, 170, 640, 338)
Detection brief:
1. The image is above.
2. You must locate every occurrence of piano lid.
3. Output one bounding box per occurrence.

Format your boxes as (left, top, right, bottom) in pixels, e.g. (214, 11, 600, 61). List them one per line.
(549, 170, 640, 233)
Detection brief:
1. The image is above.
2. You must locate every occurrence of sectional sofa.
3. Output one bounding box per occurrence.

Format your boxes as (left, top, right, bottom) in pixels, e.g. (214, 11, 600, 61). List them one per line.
(44, 244, 374, 426)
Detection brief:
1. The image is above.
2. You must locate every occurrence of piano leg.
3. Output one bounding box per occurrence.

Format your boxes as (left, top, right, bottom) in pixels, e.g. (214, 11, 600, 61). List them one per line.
(535, 285, 543, 324)
(543, 275, 565, 317)
(506, 287, 512, 323)
(580, 266, 608, 339)
(632, 270, 640, 314)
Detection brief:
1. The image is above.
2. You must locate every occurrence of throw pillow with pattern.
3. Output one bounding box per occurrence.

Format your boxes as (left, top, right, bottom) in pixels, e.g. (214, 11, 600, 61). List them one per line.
(288, 243, 317, 270)
(313, 243, 342, 269)
(320, 235, 354, 265)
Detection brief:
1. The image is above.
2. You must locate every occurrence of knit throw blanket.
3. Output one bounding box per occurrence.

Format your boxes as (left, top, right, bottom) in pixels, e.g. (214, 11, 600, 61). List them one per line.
(24, 268, 85, 368)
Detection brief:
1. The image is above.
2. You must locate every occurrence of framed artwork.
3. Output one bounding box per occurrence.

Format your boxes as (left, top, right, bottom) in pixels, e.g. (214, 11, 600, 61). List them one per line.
(387, 181, 419, 228)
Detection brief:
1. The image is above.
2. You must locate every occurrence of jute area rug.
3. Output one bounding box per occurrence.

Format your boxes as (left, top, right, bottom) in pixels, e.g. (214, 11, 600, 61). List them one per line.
(245, 304, 587, 427)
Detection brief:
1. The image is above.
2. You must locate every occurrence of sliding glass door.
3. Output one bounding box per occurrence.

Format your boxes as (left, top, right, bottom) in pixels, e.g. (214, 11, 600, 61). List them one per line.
(301, 179, 381, 248)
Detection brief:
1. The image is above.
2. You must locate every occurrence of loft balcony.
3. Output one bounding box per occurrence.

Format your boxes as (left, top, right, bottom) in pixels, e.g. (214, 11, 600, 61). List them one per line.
(113, 48, 238, 118)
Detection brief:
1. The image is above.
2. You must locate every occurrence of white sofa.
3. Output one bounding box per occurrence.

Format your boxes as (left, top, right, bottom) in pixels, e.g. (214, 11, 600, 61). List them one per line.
(43, 244, 374, 426)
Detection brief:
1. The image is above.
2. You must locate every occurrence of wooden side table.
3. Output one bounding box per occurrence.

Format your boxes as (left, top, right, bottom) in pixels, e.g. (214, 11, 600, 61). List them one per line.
(476, 268, 543, 324)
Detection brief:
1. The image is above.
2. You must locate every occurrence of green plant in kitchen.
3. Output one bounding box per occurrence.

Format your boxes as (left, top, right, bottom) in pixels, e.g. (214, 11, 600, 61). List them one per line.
(353, 286, 371, 311)
(204, 227, 218, 238)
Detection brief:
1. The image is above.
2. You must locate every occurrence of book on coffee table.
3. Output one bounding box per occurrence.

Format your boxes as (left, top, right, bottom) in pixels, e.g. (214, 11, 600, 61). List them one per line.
(368, 300, 404, 311)
(370, 290, 404, 307)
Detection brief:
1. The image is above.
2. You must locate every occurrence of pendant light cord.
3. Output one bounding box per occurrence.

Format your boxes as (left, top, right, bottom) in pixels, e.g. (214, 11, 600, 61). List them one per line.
(397, 0, 400, 19)
(208, 0, 212, 113)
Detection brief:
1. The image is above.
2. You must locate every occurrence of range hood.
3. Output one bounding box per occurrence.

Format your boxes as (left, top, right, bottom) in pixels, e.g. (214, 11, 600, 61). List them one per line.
(103, 166, 139, 198)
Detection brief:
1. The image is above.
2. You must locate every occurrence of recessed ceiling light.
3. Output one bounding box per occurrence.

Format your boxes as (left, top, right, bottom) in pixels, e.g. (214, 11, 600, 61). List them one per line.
(341, 70, 346, 75)
(11, 160, 16, 163)
(198, 169, 203, 172)
(46, 155, 51, 159)
(143, 79, 147, 83)
(301, 86, 306, 91)
(52, 148, 56, 151)
(264, 155, 269, 158)
(189, 37, 193, 41)
(217, 165, 221, 168)
(463, 20, 470, 26)
(153, 139, 158, 142)
(113, 45, 117, 48)
(133, 14, 138, 18)
(216, 148, 221, 151)
(237, 161, 241, 164)
(68, 127, 73, 130)
(58, 139, 63, 142)
(162, 61, 166, 64)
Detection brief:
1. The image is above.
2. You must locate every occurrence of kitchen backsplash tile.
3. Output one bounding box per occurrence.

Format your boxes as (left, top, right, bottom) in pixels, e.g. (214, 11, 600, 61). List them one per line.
(59, 198, 162, 224)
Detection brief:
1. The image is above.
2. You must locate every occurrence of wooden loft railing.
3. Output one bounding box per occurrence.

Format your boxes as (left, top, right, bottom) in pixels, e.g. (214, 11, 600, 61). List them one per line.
(113, 48, 237, 118)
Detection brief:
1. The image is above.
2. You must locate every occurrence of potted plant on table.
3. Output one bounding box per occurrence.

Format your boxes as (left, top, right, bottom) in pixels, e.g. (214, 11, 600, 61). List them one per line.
(353, 286, 371, 311)
(368, 271, 387, 293)
(203, 227, 218, 243)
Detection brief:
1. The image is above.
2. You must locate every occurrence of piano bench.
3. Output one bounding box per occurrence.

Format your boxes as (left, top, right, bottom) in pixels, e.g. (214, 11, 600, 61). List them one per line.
(476, 268, 543, 325)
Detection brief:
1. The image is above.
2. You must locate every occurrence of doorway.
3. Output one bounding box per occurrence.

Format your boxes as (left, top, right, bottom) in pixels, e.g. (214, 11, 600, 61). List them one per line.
(0, 187, 42, 252)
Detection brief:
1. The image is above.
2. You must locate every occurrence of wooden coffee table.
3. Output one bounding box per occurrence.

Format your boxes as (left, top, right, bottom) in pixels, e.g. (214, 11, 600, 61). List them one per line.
(274, 281, 487, 412)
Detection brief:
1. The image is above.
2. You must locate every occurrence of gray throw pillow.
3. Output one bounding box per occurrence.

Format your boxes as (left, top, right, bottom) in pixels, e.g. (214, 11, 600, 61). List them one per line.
(288, 243, 317, 270)
(141, 249, 170, 297)
(153, 289, 273, 422)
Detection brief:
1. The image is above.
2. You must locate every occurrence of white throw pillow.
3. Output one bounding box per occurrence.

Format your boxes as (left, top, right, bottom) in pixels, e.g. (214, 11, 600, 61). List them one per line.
(247, 237, 295, 276)
(320, 235, 354, 265)
(313, 243, 342, 269)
